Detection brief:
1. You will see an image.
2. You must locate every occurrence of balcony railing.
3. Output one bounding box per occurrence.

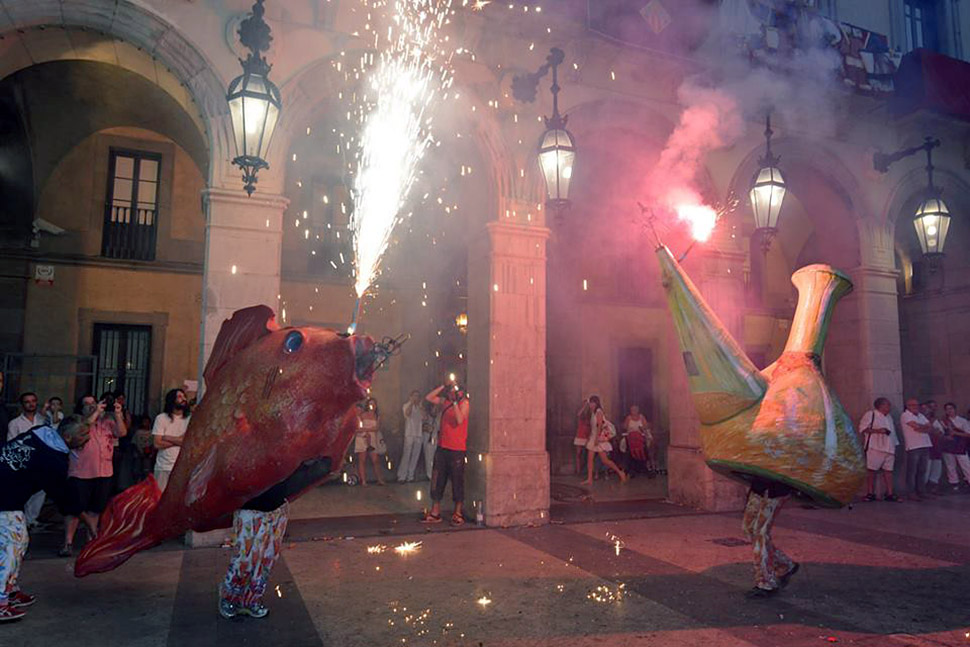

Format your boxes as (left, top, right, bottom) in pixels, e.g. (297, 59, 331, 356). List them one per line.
(102, 204, 158, 261)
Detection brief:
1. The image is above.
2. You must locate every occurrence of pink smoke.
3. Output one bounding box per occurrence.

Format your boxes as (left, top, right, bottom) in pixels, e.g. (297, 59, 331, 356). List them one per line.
(647, 82, 743, 241)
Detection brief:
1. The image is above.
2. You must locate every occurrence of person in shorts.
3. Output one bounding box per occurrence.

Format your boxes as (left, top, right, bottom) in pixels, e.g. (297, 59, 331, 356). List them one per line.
(59, 394, 127, 557)
(859, 397, 900, 501)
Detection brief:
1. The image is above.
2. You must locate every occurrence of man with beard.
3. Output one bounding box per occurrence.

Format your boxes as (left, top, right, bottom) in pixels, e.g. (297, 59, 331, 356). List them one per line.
(59, 395, 127, 557)
(0, 415, 90, 621)
(152, 389, 190, 493)
(7, 393, 40, 442)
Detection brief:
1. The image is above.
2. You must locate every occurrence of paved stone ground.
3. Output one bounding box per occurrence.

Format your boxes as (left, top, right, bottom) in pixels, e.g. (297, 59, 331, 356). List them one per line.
(6, 495, 970, 646)
(288, 471, 666, 520)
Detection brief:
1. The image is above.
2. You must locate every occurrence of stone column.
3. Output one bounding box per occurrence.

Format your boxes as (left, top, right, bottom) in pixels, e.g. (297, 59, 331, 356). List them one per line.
(466, 221, 550, 527)
(198, 187, 289, 381)
(665, 244, 749, 512)
(188, 187, 288, 547)
(850, 218, 903, 413)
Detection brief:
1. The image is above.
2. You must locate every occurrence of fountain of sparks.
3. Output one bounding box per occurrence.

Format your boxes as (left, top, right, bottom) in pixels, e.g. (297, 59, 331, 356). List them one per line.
(348, 0, 455, 332)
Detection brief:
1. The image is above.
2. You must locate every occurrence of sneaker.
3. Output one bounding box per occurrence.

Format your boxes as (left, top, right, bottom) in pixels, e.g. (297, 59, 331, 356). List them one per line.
(57, 544, 72, 558)
(238, 602, 269, 619)
(8, 591, 36, 608)
(883, 494, 901, 502)
(0, 604, 26, 622)
(218, 598, 238, 619)
(864, 493, 877, 502)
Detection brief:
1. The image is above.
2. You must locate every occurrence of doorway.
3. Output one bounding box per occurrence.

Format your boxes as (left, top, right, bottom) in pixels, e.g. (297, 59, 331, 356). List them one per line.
(617, 347, 653, 423)
(92, 323, 151, 416)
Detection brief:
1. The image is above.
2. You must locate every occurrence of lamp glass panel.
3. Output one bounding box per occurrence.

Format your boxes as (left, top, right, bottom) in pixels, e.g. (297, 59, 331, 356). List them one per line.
(913, 196, 951, 255)
(538, 128, 576, 202)
(749, 166, 786, 230)
(228, 72, 282, 161)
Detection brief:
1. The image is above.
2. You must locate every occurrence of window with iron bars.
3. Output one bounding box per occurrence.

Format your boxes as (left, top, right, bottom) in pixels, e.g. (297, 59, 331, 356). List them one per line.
(102, 149, 161, 261)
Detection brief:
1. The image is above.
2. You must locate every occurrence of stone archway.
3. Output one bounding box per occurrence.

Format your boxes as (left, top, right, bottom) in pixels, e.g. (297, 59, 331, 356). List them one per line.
(886, 166, 970, 406)
(0, 4, 230, 186)
(726, 136, 896, 420)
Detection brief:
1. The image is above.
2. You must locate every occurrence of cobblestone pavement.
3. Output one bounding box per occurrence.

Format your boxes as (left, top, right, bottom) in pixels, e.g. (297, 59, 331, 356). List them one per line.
(6, 494, 969, 646)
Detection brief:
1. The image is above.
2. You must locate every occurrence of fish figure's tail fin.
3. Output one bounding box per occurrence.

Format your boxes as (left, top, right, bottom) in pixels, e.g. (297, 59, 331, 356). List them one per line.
(74, 476, 162, 577)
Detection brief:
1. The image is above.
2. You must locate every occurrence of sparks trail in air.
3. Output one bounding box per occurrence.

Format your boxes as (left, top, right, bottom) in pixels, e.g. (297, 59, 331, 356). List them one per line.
(637, 194, 740, 260)
(351, 0, 456, 300)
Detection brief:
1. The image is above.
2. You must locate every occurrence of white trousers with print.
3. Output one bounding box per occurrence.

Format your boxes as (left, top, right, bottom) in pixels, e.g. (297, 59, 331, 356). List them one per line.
(0, 511, 28, 605)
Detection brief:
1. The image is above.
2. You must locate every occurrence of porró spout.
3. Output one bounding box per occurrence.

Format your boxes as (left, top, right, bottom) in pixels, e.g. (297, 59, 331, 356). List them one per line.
(783, 265, 853, 357)
(656, 245, 767, 424)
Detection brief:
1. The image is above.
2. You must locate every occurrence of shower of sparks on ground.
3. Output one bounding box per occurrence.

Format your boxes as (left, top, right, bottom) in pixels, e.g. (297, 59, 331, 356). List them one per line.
(587, 583, 626, 604)
(394, 540, 423, 555)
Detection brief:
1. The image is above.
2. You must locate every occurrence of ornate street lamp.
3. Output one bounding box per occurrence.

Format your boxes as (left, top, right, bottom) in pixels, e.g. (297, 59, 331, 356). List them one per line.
(227, 0, 282, 196)
(874, 137, 952, 268)
(512, 48, 576, 219)
(749, 113, 786, 254)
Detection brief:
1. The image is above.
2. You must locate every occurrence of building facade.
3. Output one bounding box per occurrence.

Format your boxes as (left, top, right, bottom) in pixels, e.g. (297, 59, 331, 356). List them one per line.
(0, 0, 968, 520)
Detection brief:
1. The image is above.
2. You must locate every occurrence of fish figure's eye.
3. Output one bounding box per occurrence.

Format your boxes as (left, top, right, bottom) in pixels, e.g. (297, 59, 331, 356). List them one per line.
(283, 330, 304, 354)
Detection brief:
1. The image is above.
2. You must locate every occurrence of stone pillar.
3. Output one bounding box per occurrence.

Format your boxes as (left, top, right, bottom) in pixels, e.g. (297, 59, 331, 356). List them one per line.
(850, 219, 904, 413)
(198, 187, 289, 381)
(188, 187, 288, 547)
(466, 221, 550, 527)
(665, 245, 749, 512)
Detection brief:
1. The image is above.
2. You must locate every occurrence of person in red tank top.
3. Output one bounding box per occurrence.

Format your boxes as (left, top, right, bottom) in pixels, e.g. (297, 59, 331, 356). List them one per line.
(421, 379, 469, 526)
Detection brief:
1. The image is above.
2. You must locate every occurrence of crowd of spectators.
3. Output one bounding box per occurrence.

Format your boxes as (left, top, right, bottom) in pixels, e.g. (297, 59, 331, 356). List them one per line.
(0, 378, 192, 552)
(859, 397, 970, 501)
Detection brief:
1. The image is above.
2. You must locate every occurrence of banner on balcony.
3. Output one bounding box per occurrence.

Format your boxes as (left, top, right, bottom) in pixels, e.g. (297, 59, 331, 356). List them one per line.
(727, 0, 900, 96)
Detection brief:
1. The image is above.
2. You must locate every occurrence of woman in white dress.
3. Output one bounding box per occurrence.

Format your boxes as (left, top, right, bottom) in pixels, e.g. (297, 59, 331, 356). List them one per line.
(580, 395, 628, 486)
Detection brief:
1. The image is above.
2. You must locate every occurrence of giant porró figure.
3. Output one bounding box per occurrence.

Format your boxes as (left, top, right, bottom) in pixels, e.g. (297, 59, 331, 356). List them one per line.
(656, 245, 865, 596)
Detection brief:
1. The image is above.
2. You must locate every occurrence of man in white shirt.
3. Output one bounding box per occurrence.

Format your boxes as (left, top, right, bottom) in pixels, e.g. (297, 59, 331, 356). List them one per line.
(7, 392, 40, 441)
(152, 389, 190, 492)
(859, 397, 900, 502)
(396, 391, 427, 483)
(941, 402, 970, 492)
(900, 398, 933, 501)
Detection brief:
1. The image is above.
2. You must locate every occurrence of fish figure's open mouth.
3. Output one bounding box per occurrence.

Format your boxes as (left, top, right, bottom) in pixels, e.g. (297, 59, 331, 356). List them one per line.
(354, 333, 408, 385)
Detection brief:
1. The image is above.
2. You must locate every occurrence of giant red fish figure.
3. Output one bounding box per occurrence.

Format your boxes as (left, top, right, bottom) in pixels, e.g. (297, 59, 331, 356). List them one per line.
(76, 305, 397, 577)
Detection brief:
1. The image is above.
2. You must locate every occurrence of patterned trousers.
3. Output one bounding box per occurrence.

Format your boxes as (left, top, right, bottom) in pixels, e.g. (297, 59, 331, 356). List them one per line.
(220, 503, 289, 607)
(741, 490, 793, 591)
(0, 511, 28, 605)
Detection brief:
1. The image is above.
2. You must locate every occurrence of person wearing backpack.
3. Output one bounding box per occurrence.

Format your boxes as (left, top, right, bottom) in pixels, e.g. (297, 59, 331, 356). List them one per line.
(580, 395, 627, 486)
